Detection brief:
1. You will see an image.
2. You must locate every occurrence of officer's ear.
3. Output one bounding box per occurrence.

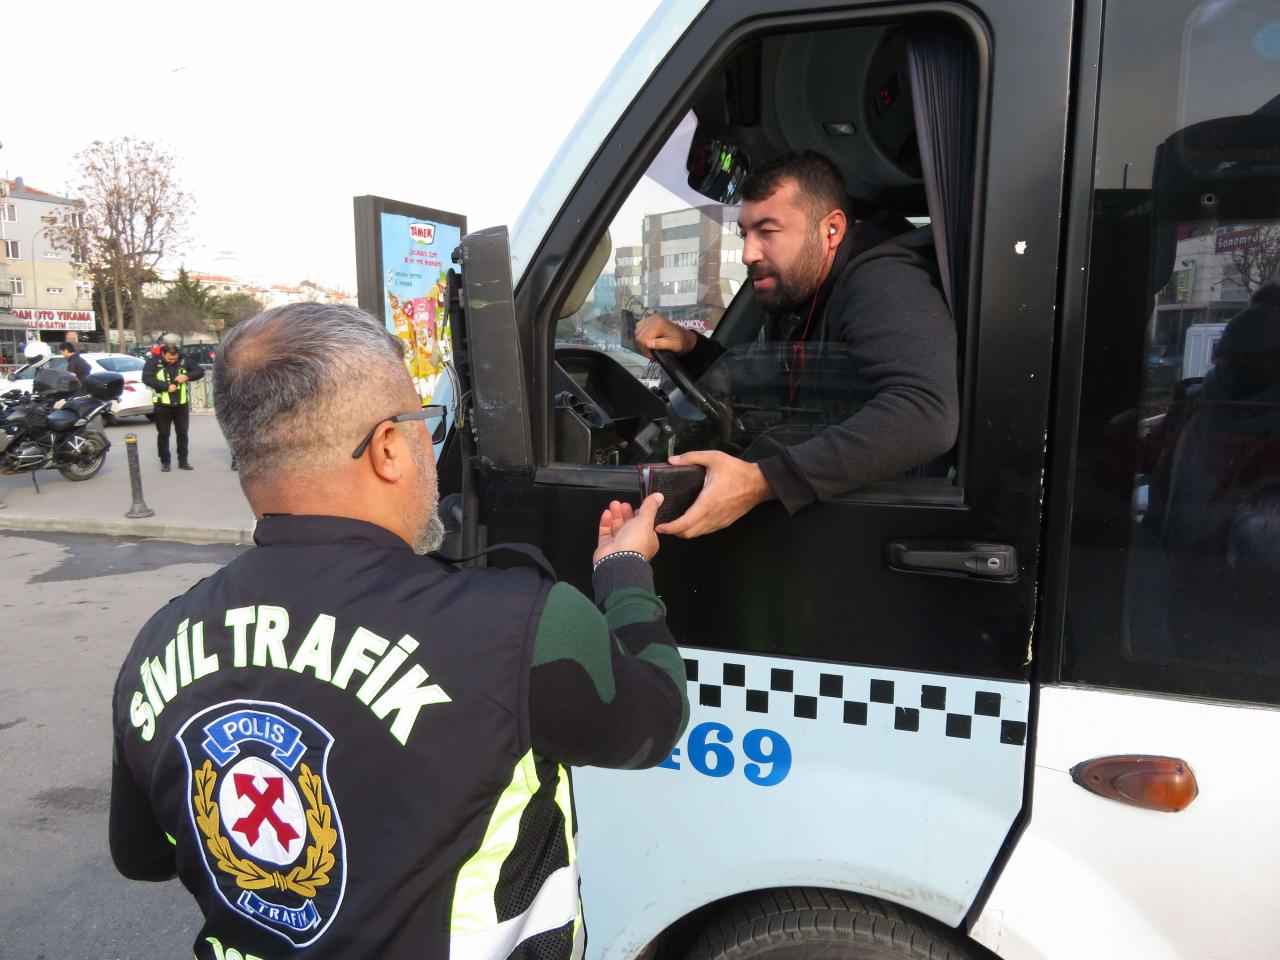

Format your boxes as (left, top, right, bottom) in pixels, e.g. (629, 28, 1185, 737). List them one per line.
(365, 421, 409, 484)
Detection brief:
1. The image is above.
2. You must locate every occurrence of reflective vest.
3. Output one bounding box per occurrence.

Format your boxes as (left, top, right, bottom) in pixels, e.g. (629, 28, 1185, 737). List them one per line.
(112, 515, 583, 960)
(152, 363, 190, 405)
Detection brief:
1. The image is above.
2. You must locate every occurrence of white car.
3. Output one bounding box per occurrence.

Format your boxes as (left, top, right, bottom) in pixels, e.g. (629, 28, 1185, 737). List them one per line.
(3, 352, 154, 423)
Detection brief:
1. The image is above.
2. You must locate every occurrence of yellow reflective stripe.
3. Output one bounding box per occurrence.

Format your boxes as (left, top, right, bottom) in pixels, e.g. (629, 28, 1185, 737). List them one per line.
(555, 764, 575, 866)
(152, 367, 187, 404)
(451, 750, 540, 936)
(554, 763, 581, 952)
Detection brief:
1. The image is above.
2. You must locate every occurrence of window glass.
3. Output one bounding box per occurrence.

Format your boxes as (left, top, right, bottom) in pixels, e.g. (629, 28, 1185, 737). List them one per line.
(96, 356, 144, 373)
(554, 111, 745, 380)
(1064, 0, 1280, 703)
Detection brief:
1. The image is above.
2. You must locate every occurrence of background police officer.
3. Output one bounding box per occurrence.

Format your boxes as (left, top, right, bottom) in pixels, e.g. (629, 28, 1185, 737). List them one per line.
(141, 337, 205, 471)
(110, 302, 687, 960)
(59, 341, 91, 384)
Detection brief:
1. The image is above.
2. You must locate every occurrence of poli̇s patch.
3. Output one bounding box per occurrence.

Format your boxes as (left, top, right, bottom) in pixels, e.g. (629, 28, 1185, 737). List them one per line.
(177, 700, 347, 948)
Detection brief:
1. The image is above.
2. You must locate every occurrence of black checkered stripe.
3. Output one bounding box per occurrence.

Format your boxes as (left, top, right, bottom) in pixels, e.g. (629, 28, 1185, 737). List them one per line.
(683, 655, 1027, 747)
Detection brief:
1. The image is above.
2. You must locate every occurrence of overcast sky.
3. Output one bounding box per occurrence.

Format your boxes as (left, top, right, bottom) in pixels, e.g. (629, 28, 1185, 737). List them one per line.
(4, 0, 663, 292)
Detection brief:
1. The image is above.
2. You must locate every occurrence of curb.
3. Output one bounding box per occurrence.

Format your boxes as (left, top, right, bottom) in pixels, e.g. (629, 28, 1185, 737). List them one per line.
(0, 514, 255, 545)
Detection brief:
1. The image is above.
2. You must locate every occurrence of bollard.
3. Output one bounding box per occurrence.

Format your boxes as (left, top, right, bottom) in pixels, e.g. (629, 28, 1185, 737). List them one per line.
(124, 434, 155, 519)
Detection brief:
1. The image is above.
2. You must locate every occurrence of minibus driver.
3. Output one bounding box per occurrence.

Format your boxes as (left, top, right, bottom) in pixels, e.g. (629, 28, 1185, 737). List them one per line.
(636, 150, 959, 538)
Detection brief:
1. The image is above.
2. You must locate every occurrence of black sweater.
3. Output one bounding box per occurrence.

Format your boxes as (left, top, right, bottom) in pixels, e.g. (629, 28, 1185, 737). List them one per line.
(685, 212, 959, 512)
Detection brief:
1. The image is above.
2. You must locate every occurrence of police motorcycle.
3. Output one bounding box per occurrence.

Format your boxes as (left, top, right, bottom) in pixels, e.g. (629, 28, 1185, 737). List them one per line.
(0, 365, 123, 483)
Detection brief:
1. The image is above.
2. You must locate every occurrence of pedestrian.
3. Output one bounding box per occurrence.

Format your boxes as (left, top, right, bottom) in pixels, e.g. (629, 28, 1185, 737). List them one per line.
(109, 302, 687, 960)
(141, 339, 204, 471)
(59, 341, 91, 385)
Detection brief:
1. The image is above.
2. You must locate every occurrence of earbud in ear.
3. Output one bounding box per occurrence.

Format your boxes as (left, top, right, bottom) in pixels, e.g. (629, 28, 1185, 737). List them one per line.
(829, 226, 837, 236)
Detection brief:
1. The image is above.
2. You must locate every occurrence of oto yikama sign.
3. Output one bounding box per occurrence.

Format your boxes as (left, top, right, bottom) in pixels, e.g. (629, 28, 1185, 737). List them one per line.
(12, 308, 96, 331)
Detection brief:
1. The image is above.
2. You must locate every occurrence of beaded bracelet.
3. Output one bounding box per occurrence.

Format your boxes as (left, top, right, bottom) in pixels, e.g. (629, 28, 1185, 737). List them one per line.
(592, 550, 646, 572)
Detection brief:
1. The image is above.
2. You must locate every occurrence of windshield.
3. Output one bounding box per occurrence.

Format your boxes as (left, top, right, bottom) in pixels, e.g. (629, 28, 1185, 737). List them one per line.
(510, 0, 708, 284)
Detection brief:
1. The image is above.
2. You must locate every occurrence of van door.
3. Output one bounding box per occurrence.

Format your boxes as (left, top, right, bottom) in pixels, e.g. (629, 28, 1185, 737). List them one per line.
(455, 0, 1073, 954)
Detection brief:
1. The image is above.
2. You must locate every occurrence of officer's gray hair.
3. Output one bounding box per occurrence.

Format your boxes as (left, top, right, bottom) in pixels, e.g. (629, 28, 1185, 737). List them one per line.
(214, 303, 414, 484)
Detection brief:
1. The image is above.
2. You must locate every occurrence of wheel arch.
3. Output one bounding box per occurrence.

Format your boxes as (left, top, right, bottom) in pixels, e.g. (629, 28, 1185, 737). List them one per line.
(635, 885, 1001, 960)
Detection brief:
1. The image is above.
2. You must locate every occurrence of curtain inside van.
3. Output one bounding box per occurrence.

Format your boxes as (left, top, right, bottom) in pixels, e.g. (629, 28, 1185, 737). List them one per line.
(907, 22, 978, 334)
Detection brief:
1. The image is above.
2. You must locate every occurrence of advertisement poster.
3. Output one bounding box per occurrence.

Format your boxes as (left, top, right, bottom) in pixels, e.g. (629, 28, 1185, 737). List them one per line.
(354, 198, 466, 458)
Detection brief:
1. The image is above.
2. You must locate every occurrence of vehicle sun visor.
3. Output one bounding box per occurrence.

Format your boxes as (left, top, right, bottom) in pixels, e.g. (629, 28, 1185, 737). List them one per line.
(558, 230, 612, 319)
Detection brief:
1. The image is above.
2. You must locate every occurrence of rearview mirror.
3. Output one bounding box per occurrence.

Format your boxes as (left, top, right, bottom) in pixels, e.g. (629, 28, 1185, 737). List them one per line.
(687, 133, 748, 205)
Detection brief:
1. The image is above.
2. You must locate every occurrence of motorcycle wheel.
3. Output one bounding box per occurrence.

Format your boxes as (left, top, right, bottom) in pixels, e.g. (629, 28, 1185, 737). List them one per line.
(59, 451, 107, 481)
(58, 430, 108, 482)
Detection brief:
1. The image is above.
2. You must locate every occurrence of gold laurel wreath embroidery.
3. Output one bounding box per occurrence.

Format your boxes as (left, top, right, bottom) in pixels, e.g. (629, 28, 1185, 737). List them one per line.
(193, 759, 336, 897)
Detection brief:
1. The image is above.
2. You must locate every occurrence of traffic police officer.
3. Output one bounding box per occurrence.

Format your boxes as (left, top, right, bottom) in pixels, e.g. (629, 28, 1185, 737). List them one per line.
(110, 303, 687, 959)
(141, 336, 205, 471)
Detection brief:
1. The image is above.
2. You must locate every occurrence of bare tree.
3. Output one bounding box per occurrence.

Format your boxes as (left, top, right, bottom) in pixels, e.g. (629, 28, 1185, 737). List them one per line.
(50, 138, 193, 351)
(1228, 224, 1280, 294)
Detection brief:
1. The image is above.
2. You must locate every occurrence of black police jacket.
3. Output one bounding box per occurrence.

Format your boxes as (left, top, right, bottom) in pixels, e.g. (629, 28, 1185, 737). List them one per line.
(110, 515, 582, 959)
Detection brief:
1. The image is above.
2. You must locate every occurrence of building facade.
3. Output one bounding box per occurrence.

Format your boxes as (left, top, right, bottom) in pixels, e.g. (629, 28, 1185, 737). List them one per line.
(637, 205, 744, 334)
(0, 178, 94, 357)
(1150, 221, 1279, 365)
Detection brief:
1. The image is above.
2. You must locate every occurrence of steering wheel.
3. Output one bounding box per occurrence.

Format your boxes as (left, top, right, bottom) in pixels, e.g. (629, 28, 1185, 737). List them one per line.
(650, 348, 723, 422)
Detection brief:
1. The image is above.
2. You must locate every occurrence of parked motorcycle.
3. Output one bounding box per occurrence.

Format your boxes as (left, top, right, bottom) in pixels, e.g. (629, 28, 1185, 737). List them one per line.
(0, 367, 124, 482)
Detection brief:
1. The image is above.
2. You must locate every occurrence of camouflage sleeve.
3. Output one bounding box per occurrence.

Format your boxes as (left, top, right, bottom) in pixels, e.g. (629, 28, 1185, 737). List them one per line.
(527, 557, 689, 769)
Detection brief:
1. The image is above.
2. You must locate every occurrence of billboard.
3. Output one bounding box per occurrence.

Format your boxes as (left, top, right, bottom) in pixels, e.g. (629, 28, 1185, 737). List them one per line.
(354, 197, 466, 457)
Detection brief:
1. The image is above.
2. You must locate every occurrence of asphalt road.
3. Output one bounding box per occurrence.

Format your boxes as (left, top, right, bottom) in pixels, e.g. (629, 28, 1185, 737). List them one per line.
(0, 532, 246, 960)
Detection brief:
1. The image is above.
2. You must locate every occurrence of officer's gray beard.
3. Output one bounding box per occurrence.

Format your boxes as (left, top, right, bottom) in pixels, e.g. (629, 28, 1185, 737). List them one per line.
(407, 428, 445, 556)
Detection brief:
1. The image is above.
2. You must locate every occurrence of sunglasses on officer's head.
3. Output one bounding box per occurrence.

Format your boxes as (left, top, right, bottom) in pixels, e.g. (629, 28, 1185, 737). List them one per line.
(351, 405, 447, 459)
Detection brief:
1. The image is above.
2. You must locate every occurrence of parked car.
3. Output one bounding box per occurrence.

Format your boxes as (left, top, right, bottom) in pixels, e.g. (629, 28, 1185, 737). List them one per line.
(4, 352, 154, 423)
(130, 341, 219, 366)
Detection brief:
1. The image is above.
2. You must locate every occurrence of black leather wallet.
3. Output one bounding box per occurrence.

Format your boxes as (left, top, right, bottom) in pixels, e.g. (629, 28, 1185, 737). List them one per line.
(639, 464, 706, 525)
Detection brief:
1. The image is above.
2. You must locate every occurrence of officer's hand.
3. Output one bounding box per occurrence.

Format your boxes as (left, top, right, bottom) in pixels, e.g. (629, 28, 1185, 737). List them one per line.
(175, 374, 189, 383)
(635, 314, 696, 359)
(167, 384, 178, 393)
(593, 494, 663, 564)
(656, 450, 774, 539)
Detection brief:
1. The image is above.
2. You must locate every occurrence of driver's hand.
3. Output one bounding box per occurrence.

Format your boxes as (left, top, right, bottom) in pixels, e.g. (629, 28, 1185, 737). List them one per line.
(635, 314, 697, 359)
(656, 451, 775, 539)
(594, 493, 664, 564)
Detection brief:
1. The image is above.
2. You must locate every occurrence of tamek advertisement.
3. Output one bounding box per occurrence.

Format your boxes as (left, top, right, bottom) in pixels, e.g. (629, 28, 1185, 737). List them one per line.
(355, 197, 466, 459)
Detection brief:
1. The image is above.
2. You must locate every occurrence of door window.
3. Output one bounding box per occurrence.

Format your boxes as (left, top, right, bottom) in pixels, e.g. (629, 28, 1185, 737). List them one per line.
(550, 21, 975, 492)
(1063, 0, 1280, 704)
(555, 110, 744, 383)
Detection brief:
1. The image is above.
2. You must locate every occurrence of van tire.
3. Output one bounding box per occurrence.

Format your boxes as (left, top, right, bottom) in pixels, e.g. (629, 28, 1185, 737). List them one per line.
(686, 888, 980, 960)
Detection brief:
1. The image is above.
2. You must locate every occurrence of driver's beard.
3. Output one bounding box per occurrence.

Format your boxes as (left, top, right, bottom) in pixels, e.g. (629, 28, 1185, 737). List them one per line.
(406, 429, 445, 556)
(752, 234, 827, 315)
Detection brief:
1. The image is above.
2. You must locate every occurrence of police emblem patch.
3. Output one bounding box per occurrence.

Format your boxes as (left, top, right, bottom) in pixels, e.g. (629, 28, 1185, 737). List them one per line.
(177, 700, 347, 948)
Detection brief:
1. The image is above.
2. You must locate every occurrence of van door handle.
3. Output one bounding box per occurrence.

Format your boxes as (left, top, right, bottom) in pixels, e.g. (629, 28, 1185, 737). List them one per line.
(887, 541, 1018, 580)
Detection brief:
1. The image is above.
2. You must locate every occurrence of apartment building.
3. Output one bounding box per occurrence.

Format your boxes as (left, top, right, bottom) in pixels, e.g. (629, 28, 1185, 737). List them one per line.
(1, 178, 95, 351)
